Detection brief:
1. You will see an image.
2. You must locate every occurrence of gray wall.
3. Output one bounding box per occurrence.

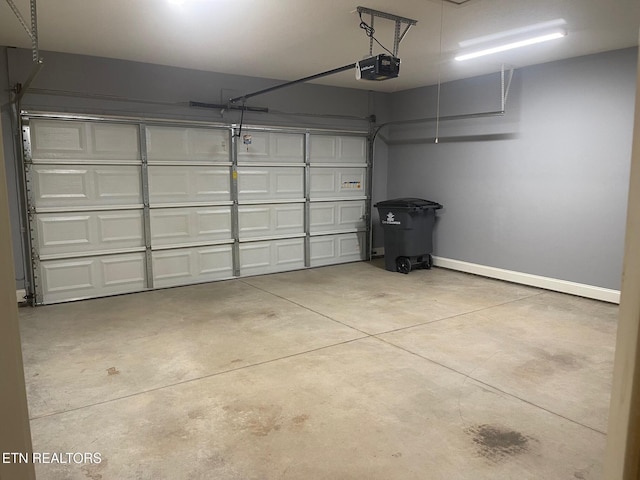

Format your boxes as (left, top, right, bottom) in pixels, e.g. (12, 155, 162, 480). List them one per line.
(0, 49, 28, 293)
(371, 90, 391, 251)
(383, 48, 637, 290)
(1, 47, 386, 290)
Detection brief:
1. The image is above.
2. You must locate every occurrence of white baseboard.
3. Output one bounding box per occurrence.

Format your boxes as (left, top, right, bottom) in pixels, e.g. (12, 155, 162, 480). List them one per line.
(16, 289, 26, 303)
(433, 256, 620, 304)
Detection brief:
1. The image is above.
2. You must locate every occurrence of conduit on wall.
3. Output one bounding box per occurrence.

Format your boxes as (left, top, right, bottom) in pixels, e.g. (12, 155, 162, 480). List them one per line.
(366, 66, 514, 259)
(372, 65, 515, 145)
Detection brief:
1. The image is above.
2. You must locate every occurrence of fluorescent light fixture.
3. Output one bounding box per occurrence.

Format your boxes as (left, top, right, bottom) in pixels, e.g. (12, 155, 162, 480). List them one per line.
(455, 31, 566, 61)
(458, 19, 567, 48)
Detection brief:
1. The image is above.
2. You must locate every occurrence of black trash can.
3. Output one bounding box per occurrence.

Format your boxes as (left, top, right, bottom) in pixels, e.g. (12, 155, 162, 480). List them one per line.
(374, 198, 442, 274)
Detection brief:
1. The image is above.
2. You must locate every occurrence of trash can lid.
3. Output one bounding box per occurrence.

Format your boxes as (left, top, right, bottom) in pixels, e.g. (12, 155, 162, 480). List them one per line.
(374, 198, 442, 210)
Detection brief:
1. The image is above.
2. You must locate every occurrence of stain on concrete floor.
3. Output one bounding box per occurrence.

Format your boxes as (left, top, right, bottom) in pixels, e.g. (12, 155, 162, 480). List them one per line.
(466, 424, 533, 462)
(223, 404, 283, 437)
(515, 350, 582, 379)
(291, 414, 309, 426)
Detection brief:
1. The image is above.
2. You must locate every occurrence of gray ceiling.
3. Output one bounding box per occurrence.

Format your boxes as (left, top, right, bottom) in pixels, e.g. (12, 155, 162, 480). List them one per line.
(1, 0, 639, 92)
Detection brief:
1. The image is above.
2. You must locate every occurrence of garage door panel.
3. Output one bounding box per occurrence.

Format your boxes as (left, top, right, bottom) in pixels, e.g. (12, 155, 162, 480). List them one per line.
(150, 207, 232, 246)
(146, 127, 187, 160)
(33, 165, 142, 208)
(41, 253, 146, 304)
(339, 202, 366, 226)
(238, 132, 269, 158)
(308, 136, 336, 162)
(309, 135, 367, 163)
(310, 167, 366, 198)
(91, 123, 140, 159)
(340, 136, 367, 162)
(275, 240, 305, 266)
(239, 243, 270, 270)
(237, 167, 304, 200)
(310, 232, 366, 267)
(310, 201, 366, 233)
(98, 212, 144, 244)
(151, 212, 190, 241)
(237, 170, 268, 196)
(198, 209, 232, 237)
(152, 246, 233, 288)
(146, 126, 229, 162)
(43, 259, 93, 294)
(149, 168, 189, 198)
(32, 121, 85, 155)
(37, 214, 91, 250)
(237, 132, 303, 163)
(34, 168, 89, 203)
(37, 210, 144, 256)
(275, 205, 304, 230)
(272, 134, 304, 161)
(96, 168, 142, 201)
(198, 246, 234, 275)
(239, 238, 305, 276)
(309, 204, 335, 230)
(31, 120, 140, 161)
(195, 171, 229, 196)
(101, 256, 146, 286)
(238, 207, 270, 236)
(276, 172, 303, 195)
(238, 204, 304, 239)
(309, 171, 335, 196)
(153, 250, 192, 281)
(148, 166, 230, 204)
(187, 129, 228, 160)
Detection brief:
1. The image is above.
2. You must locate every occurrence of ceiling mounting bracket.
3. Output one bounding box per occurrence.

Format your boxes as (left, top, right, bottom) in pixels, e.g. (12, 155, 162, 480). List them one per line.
(5, 0, 41, 62)
(356, 6, 418, 57)
(5, 0, 44, 103)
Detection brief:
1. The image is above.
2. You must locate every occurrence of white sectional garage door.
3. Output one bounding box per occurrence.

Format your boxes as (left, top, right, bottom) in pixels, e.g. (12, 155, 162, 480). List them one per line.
(146, 125, 234, 289)
(237, 130, 306, 276)
(28, 120, 146, 304)
(23, 114, 369, 304)
(308, 135, 368, 267)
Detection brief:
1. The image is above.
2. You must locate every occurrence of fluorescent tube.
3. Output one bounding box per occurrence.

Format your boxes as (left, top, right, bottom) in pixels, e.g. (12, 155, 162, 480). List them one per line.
(455, 31, 566, 61)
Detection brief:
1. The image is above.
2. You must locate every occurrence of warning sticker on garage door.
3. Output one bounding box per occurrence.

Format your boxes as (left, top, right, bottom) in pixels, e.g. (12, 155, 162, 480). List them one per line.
(341, 180, 361, 189)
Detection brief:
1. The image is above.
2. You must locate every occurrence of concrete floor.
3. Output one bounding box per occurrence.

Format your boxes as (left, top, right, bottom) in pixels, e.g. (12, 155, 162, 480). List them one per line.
(19, 260, 617, 479)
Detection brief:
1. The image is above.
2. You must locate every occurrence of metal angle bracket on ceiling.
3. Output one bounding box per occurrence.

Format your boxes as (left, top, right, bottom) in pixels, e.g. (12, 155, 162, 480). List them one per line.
(5, 0, 44, 102)
(221, 6, 417, 107)
(356, 6, 418, 57)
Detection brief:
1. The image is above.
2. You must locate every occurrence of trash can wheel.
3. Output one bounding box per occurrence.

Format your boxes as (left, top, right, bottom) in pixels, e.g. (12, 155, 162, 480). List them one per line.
(422, 254, 433, 270)
(396, 257, 412, 274)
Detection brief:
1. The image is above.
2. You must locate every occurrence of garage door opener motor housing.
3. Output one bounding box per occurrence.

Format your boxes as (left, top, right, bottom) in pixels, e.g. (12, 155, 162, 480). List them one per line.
(356, 54, 400, 81)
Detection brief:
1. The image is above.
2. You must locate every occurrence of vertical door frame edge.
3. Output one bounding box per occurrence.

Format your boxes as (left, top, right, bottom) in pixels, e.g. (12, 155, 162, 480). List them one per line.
(366, 120, 375, 261)
(138, 123, 154, 289)
(230, 126, 240, 277)
(304, 131, 311, 267)
(19, 115, 40, 304)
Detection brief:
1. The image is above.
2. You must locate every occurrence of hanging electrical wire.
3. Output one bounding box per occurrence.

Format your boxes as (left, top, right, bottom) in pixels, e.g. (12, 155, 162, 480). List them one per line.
(359, 12, 396, 57)
(237, 98, 247, 138)
(435, 0, 445, 144)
